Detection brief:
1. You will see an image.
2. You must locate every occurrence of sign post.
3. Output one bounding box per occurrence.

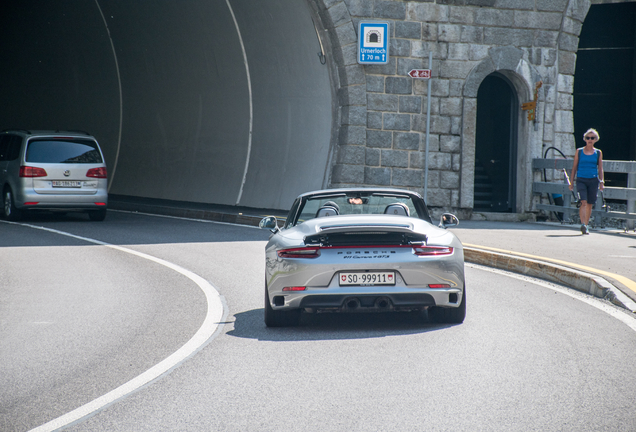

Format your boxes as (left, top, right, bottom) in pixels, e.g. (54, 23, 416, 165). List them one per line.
(406, 60, 433, 202)
(357, 22, 390, 65)
(410, 53, 434, 203)
(424, 53, 432, 203)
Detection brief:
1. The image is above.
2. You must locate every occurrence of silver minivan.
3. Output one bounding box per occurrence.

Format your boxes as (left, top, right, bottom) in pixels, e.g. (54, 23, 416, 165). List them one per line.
(0, 130, 108, 221)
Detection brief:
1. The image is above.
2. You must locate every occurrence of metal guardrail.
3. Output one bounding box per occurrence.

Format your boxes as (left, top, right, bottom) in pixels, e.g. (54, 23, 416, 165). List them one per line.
(532, 158, 636, 230)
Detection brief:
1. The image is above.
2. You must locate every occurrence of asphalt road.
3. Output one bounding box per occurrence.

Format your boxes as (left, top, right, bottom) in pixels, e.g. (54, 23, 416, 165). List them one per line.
(1, 211, 635, 432)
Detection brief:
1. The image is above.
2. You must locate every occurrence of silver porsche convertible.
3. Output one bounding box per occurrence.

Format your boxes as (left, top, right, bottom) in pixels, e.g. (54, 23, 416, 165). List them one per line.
(259, 188, 465, 327)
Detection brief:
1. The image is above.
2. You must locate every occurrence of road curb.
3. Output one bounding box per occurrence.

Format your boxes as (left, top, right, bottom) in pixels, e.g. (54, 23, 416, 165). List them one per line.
(465, 247, 636, 313)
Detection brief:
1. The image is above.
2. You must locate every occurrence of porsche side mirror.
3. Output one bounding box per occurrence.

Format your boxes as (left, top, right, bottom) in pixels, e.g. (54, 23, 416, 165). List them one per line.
(259, 216, 279, 232)
(439, 213, 459, 229)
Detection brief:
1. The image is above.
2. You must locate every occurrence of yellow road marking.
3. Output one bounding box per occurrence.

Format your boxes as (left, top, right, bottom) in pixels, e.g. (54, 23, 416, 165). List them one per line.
(464, 243, 636, 295)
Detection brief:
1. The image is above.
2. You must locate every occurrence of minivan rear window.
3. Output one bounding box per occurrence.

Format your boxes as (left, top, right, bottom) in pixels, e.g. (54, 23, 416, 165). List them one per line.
(26, 139, 103, 164)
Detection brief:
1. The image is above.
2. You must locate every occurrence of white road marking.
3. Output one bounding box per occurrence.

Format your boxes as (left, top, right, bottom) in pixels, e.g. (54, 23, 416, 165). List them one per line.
(6, 222, 227, 432)
(469, 263, 636, 332)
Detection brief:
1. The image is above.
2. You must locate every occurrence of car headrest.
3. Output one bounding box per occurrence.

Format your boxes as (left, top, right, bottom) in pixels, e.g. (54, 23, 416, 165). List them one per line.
(323, 201, 340, 212)
(384, 203, 409, 216)
(316, 206, 339, 218)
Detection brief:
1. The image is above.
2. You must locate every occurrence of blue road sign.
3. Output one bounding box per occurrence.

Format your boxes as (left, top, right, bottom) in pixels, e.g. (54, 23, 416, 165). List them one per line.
(358, 21, 389, 65)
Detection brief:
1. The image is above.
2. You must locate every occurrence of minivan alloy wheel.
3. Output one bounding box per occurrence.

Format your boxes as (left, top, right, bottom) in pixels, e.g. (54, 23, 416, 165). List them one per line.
(4, 189, 21, 221)
(4, 191, 12, 217)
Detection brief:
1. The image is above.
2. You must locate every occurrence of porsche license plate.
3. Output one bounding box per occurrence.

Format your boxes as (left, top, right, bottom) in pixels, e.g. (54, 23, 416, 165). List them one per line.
(339, 271, 395, 286)
(52, 181, 81, 188)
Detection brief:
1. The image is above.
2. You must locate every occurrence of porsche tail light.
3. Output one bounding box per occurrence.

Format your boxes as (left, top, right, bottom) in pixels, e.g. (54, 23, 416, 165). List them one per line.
(277, 247, 321, 259)
(86, 167, 107, 178)
(19, 166, 47, 177)
(428, 284, 451, 289)
(282, 286, 307, 291)
(413, 246, 453, 256)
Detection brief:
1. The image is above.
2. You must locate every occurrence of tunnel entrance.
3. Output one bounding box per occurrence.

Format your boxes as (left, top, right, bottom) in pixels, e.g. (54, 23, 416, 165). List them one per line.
(575, 2, 636, 188)
(474, 72, 518, 213)
(0, 1, 334, 210)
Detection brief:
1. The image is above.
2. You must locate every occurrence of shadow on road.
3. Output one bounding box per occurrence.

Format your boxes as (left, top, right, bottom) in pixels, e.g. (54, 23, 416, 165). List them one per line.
(226, 308, 454, 342)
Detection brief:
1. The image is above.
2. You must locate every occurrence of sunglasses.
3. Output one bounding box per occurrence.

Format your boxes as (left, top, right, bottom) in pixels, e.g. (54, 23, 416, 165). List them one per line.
(584, 136, 597, 140)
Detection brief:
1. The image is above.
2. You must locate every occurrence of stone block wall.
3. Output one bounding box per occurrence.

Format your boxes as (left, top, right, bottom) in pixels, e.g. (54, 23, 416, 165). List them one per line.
(311, 0, 612, 213)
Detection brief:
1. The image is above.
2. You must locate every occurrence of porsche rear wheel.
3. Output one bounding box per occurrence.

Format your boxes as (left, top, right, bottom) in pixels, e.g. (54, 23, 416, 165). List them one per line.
(264, 283, 301, 327)
(429, 286, 466, 324)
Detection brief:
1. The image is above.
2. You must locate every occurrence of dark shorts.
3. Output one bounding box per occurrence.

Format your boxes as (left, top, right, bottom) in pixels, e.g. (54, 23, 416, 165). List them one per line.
(576, 177, 600, 205)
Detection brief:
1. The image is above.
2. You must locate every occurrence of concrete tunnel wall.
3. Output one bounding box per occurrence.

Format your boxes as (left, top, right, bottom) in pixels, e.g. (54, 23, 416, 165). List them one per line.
(0, 1, 334, 210)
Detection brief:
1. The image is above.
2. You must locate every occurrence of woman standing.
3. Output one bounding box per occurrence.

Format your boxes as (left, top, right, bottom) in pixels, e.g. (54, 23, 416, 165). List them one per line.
(569, 128, 604, 235)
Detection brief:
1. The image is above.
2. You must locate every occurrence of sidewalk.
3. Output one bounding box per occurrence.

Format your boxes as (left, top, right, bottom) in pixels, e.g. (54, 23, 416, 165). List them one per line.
(109, 196, 636, 312)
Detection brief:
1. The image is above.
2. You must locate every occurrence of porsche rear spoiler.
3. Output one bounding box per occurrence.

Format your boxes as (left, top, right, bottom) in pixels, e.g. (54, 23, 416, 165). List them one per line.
(304, 224, 427, 247)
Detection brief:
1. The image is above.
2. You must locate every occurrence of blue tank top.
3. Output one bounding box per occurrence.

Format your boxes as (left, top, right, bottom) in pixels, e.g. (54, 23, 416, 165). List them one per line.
(577, 148, 599, 179)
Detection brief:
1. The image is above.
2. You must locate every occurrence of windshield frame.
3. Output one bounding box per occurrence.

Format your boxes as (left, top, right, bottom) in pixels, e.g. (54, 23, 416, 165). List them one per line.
(284, 189, 432, 228)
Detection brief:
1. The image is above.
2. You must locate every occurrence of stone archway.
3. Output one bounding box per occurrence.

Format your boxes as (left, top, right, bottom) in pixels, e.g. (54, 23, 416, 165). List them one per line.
(460, 46, 543, 213)
(474, 72, 519, 212)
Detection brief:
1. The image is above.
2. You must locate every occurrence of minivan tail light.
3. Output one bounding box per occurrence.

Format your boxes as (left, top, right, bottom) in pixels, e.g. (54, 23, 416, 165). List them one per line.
(19, 166, 47, 177)
(413, 246, 453, 256)
(282, 286, 307, 291)
(86, 167, 107, 178)
(277, 247, 321, 259)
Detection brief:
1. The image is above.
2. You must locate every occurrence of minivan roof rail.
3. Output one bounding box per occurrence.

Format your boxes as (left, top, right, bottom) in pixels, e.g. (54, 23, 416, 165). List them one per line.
(55, 129, 91, 135)
(1, 129, 32, 134)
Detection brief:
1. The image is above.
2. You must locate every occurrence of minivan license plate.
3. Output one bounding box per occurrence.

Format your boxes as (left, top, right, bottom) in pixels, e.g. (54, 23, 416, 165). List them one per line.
(52, 181, 81, 188)
(339, 271, 395, 286)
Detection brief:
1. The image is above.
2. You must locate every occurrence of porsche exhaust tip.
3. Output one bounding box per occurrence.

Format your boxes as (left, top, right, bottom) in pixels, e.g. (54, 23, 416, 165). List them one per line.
(375, 297, 391, 309)
(342, 297, 392, 311)
(344, 298, 361, 310)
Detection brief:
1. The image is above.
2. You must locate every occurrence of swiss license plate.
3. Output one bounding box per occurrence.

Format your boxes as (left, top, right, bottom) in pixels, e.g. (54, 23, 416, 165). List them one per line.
(339, 271, 395, 286)
(52, 181, 81, 188)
